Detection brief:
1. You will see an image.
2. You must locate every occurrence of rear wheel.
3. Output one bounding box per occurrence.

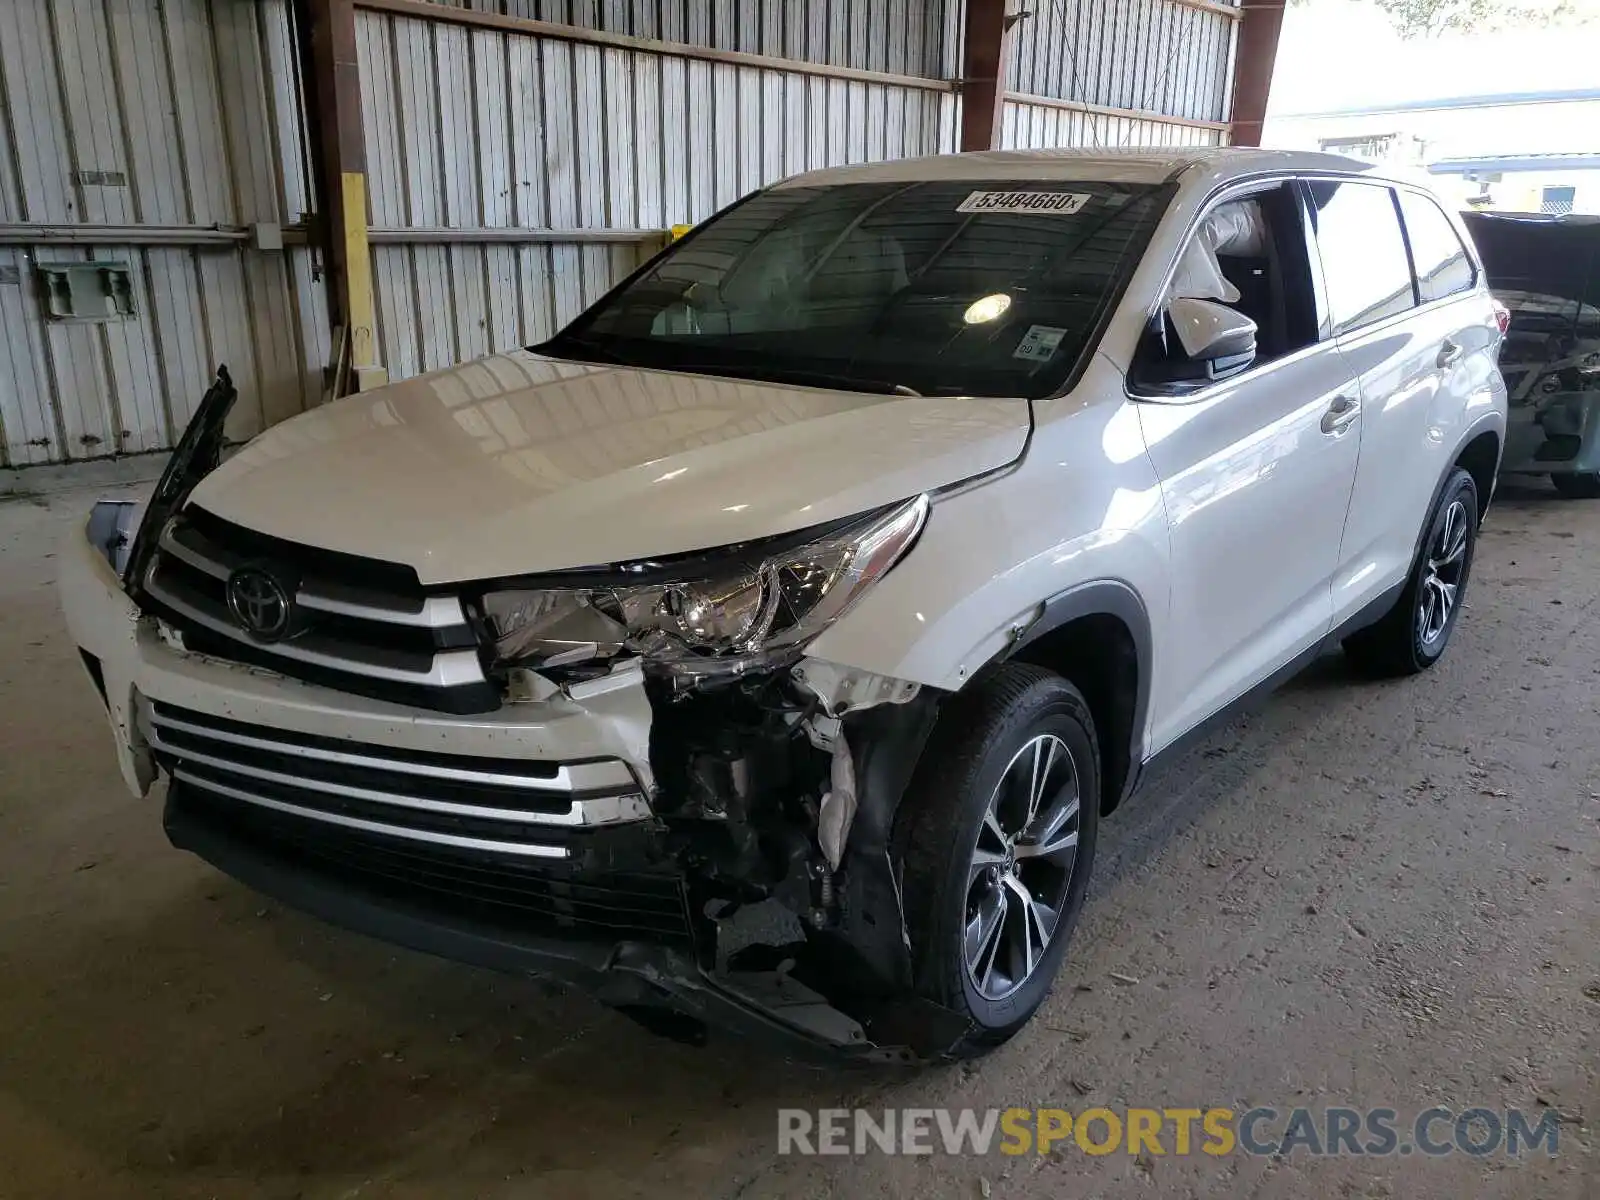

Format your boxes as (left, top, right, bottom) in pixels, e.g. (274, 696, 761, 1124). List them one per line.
(1343, 468, 1478, 677)
(894, 663, 1099, 1058)
(1551, 472, 1600, 499)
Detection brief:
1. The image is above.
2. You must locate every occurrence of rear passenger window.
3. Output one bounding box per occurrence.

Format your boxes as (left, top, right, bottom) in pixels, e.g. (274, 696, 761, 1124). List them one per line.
(1398, 191, 1476, 302)
(1304, 181, 1416, 335)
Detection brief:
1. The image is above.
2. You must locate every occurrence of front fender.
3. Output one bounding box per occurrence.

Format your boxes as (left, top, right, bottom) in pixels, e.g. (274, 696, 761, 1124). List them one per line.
(809, 380, 1169, 699)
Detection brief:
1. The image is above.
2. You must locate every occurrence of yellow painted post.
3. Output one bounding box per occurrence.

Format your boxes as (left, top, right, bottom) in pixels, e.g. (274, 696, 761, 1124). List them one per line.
(304, 0, 386, 396)
(341, 173, 386, 391)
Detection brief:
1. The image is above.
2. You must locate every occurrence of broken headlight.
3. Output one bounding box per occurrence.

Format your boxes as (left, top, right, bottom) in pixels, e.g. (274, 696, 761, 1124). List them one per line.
(480, 495, 928, 681)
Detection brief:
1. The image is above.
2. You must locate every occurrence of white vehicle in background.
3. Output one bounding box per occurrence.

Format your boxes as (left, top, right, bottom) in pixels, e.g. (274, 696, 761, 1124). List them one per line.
(61, 148, 1505, 1060)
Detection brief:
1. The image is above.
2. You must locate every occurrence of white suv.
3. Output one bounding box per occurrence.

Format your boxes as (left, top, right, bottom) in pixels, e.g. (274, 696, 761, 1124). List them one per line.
(61, 148, 1506, 1060)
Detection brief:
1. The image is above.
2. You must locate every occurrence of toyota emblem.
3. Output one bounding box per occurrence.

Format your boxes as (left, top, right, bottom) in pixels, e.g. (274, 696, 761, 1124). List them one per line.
(226, 566, 293, 641)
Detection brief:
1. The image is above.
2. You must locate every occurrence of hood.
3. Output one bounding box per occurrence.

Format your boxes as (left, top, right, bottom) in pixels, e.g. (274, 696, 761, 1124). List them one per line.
(189, 351, 1029, 584)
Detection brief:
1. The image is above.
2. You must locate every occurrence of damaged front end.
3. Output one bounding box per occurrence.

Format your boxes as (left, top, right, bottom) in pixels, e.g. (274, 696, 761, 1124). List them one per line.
(96, 369, 966, 1060)
(629, 664, 954, 1058)
(461, 494, 972, 1058)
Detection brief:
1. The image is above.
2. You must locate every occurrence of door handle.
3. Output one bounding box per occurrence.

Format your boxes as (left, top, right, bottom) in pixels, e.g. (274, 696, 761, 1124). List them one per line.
(1436, 338, 1464, 369)
(1321, 395, 1360, 435)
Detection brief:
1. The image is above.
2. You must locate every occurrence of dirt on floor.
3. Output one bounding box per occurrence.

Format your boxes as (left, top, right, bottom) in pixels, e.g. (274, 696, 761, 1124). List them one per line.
(0, 477, 1595, 1200)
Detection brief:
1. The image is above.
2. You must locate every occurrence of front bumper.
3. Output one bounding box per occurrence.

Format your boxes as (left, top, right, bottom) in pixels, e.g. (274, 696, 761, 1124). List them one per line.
(58, 517, 657, 801)
(161, 780, 911, 1061)
(60, 521, 955, 1060)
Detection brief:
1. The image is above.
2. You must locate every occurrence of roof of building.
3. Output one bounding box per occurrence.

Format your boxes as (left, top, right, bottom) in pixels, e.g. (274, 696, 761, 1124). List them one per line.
(1429, 152, 1600, 175)
(1289, 87, 1600, 120)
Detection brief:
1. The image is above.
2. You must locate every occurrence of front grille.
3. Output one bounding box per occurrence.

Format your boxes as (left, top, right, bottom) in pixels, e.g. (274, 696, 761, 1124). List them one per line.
(170, 784, 693, 943)
(140, 506, 499, 714)
(151, 701, 690, 944)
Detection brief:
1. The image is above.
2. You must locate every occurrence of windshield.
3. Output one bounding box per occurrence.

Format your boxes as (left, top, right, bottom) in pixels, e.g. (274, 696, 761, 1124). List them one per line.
(539, 179, 1170, 399)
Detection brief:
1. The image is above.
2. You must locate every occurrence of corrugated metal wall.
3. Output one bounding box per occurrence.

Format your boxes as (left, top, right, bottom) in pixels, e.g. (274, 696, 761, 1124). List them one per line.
(1002, 101, 1223, 151)
(1002, 0, 1236, 150)
(357, 1, 962, 384)
(0, 0, 329, 468)
(433, 1, 960, 77)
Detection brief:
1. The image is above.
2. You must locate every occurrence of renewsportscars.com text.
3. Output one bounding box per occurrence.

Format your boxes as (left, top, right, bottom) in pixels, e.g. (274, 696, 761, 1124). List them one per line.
(777, 1106, 1561, 1159)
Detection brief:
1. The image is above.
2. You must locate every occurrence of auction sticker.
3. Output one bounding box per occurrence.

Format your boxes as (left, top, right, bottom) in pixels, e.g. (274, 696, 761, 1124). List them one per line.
(1013, 325, 1068, 362)
(957, 190, 1092, 215)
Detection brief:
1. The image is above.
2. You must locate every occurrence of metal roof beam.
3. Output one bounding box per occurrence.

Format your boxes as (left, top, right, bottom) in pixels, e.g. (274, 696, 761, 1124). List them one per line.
(1229, 0, 1285, 147)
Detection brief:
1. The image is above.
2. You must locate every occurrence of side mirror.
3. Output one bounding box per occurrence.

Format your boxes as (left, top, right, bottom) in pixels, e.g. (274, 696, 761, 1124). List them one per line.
(1167, 297, 1258, 379)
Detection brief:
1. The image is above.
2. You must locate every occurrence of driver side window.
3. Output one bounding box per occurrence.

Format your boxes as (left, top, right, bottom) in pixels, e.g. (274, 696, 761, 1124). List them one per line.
(1134, 182, 1321, 391)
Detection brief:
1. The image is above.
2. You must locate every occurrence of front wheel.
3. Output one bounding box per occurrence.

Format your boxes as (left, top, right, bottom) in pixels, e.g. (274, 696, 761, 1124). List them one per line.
(894, 663, 1100, 1058)
(1343, 467, 1478, 676)
(1551, 472, 1600, 499)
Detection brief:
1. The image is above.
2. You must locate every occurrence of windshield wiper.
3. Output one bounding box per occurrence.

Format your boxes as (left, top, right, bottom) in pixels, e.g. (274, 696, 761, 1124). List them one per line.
(545, 338, 923, 396)
(541, 332, 634, 366)
(664, 362, 920, 397)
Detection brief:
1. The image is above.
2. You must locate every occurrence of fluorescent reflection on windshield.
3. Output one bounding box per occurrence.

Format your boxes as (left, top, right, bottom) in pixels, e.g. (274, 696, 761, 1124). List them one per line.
(963, 293, 1013, 325)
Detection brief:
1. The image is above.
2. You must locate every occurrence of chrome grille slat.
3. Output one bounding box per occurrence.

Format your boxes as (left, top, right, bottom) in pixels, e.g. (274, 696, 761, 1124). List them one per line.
(158, 522, 466, 629)
(144, 568, 485, 688)
(148, 736, 652, 828)
(144, 509, 498, 712)
(296, 590, 466, 629)
(143, 702, 651, 835)
(147, 709, 632, 793)
(158, 525, 229, 580)
(172, 768, 571, 860)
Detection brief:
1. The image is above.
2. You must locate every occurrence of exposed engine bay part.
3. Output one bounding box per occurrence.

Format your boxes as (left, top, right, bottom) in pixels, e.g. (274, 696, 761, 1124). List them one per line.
(790, 657, 922, 717)
(816, 732, 857, 871)
(86, 501, 142, 579)
(643, 665, 954, 1047)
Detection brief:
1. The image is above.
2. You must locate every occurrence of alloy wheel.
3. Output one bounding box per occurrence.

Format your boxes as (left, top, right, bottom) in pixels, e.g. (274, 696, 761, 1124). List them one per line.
(963, 733, 1082, 1001)
(1418, 498, 1469, 647)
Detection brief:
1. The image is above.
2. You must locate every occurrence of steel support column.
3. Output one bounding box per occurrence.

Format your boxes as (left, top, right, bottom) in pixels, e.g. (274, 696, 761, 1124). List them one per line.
(959, 0, 1011, 152)
(1229, 0, 1286, 147)
(299, 0, 385, 392)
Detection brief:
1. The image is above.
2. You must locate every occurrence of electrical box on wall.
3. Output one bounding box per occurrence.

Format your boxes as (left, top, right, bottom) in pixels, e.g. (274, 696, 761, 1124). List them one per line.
(38, 262, 136, 321)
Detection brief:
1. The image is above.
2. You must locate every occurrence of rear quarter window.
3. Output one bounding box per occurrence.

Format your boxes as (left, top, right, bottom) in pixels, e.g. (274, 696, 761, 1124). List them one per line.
(1398, 192, 1476, 302)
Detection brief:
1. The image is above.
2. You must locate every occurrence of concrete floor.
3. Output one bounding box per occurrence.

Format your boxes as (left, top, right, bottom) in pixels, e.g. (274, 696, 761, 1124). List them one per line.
(0, 478, 1595, 1200)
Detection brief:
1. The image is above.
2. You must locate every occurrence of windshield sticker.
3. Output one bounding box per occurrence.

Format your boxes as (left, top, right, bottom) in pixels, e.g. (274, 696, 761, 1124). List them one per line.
(957, 190, 1092, 215)
(1013, 325, 1069, 362)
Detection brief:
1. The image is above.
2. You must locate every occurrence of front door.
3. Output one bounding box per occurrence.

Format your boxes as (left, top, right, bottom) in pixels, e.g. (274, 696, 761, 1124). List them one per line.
(1134, 180, 1362, 751)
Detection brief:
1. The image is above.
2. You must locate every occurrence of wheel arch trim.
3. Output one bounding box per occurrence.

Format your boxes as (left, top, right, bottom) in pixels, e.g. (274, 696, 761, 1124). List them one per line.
(995, 578, 1154, 809)
(1424, 418, 1503, 565)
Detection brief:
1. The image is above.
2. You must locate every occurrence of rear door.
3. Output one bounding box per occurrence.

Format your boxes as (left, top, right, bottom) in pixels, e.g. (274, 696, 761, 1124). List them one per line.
(1304, 180, 1496, 627)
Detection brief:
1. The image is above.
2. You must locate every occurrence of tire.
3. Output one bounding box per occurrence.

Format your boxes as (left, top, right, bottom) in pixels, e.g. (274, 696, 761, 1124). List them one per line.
(1343, 467, 1478, 677)
(1551, 472, 1600, 499)
(894, 663, 1100, 1058)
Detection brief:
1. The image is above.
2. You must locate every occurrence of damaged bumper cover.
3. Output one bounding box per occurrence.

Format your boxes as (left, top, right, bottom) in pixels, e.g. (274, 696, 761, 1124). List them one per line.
(163, 769, 966, 1063)
(66, 521, 960, 1057)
